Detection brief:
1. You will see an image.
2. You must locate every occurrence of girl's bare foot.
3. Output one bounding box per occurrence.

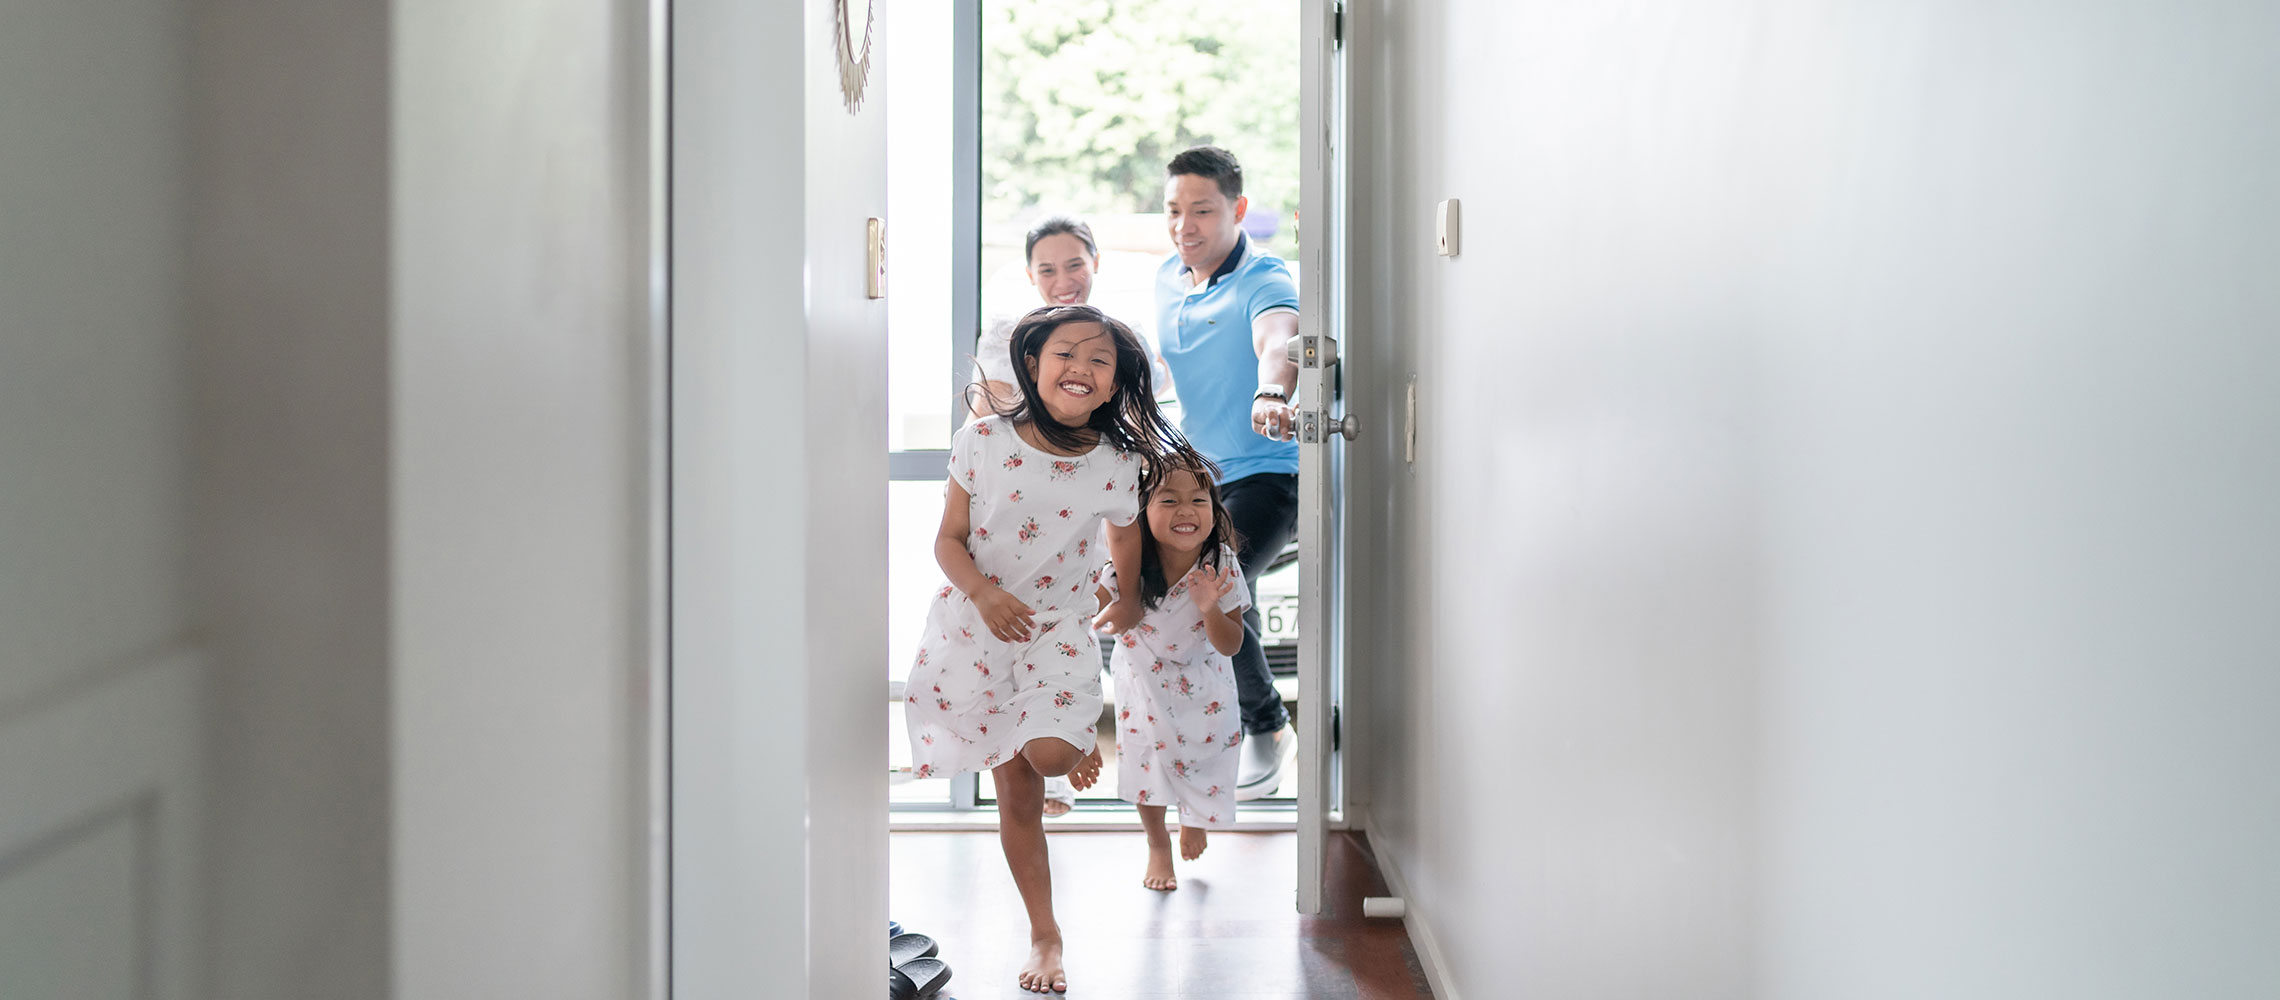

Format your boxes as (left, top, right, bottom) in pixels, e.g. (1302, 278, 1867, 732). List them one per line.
(1019, 935, 1069, 993)
(1142, 838, 1178, 891)
(1041, 775, 1076, 817)
(1180, 823, 1209, 861)
(1065, 745, 1104, 792)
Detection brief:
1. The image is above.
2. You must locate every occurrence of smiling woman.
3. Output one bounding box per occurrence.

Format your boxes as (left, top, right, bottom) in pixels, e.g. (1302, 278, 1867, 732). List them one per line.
(967, 216, 1107, 417)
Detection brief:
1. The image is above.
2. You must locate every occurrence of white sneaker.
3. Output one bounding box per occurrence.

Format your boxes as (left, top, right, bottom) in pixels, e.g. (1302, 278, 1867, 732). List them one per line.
(1235, 725, 1290, 801)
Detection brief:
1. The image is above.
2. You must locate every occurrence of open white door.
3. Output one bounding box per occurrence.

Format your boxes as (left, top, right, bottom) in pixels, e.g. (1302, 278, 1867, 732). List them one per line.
(1294, 0, 1351, 916)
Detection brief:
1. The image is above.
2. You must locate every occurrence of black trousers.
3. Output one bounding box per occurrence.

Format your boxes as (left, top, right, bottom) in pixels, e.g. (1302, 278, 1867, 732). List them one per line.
(1222, 472, 1298, 736)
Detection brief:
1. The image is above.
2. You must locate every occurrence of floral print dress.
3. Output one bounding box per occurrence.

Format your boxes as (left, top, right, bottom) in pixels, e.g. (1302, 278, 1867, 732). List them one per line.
(905, 415, 1140, 777)
(1106, 543, 1251, 828)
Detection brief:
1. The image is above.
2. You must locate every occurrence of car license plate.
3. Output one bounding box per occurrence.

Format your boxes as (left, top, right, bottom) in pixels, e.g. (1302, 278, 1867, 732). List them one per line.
(1260, 595, 1300, 643)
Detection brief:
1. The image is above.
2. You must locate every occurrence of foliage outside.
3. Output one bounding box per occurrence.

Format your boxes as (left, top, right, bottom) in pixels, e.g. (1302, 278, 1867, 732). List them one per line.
(984, 0, 1301, 254)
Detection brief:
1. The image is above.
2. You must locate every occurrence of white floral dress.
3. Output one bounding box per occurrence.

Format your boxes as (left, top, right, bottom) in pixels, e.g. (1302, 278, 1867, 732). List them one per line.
(1106, 544, 1251, 828)
(904, 415, 1140, 777)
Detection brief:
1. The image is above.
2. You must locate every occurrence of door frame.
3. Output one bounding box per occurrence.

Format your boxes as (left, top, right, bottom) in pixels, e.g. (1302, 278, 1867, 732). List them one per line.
(1293, 0, 1353, 916)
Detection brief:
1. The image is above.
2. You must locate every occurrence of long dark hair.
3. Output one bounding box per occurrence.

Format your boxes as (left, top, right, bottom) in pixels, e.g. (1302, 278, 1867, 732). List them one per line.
(1134, 447, 1242, 610)
(996, 304, 1184, 483)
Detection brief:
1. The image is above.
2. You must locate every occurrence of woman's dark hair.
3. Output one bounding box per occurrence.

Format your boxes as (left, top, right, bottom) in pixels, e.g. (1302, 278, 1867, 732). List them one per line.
(1133, 447, 1242, 610)
(996, 304, 1185, 483)
(1024, 215, 1099, 264)
(1166, 145, 1244, 201)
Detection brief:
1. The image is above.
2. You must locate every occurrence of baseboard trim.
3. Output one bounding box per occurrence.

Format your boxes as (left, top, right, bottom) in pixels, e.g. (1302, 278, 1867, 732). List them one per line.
(1357, 808, 1460, 1000)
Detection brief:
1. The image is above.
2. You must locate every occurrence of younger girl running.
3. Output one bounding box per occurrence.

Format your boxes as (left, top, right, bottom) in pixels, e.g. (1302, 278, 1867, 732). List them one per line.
(905, 304, 1182, 994)
(1102, 450, 1250, 891)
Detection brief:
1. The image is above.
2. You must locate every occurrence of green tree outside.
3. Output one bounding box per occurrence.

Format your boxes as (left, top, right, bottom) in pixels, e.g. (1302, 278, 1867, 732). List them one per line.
(984, 0, 1301, 255)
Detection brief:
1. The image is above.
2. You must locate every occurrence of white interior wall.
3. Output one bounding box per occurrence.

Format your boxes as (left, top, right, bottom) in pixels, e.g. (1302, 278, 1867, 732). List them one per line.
(1345, 2, 2280, 998)
(188, 2, 392, 997)
(0, 0, 190, 711)
(0, 3, 202, 997)
(1746, 6, 2280, 995)
(671, 0, 889, 993)
(799, 0, 894, 983)
(391, 1, 656, 996)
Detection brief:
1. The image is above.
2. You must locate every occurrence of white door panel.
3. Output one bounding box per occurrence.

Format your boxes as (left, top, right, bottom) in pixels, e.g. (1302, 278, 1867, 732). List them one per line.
(0, 650, 202, 1000)
(0, 816, 140, 1000)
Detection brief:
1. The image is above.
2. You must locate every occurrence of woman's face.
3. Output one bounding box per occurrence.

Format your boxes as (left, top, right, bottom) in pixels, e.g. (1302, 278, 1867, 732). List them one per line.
(1026, 232, 1097, 307)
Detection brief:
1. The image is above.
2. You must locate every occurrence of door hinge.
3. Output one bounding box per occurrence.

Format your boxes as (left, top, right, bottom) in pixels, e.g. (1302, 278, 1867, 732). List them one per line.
(1331, 704, 1342, 752)
(1334, 2, 1345, 49)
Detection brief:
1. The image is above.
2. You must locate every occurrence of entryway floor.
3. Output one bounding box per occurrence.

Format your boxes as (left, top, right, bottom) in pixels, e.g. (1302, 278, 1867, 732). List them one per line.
(889, 829, 1433, 999)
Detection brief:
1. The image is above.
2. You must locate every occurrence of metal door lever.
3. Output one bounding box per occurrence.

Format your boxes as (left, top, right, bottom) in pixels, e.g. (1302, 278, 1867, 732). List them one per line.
(1297, 410, 1360, 443)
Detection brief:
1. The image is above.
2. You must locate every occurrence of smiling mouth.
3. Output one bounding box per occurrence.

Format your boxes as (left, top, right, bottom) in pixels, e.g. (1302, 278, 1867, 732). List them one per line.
(1050, 291, 1083, 304)
(1170, 523, 1200, 534)
(1058, 381, 1093, 397)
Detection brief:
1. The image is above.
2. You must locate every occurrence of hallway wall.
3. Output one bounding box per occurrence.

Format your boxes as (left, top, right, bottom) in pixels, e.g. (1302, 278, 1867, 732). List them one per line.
(190, 2, 392, 997)
(390, 1, 658, 997)
(670, 0, 890, 993)
(1, 0, 190, 721)
(1, 3, 201, 997)
(1342, 2, 2280, 998)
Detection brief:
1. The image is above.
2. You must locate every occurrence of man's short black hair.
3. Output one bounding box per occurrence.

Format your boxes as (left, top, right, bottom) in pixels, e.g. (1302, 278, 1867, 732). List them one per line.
(1166, 145, 1243, 201)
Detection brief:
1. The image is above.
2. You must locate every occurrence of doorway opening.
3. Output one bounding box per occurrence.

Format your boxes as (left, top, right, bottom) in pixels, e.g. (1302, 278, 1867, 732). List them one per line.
(883, 0, 1314, 828)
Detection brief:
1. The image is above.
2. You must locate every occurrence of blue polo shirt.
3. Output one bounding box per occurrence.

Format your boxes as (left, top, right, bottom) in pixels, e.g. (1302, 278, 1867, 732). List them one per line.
(1155, 233, 1301, 483)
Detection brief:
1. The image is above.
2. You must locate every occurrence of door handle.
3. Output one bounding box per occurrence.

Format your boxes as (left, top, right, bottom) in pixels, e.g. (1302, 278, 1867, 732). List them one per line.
(1297, 410, 1359, 443)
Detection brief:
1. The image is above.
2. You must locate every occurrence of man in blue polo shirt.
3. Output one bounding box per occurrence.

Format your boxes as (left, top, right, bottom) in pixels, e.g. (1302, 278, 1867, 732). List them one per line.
(1154, 146, 1302, 799)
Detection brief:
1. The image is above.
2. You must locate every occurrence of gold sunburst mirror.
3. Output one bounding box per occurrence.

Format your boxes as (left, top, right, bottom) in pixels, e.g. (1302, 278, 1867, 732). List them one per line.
(835, 0, 874, 113)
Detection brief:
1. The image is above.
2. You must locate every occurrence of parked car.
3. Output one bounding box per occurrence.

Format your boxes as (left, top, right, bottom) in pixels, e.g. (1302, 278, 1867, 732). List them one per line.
(1253, 540, 1299, 676)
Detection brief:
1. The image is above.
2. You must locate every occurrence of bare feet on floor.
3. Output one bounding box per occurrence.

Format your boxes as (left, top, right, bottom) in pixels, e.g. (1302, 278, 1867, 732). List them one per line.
(1065, 745, 1104, 793)
(1142, 838, 1178, 891)
(1180, 823, 1209, 862)
(1019, 934, 1069, 994)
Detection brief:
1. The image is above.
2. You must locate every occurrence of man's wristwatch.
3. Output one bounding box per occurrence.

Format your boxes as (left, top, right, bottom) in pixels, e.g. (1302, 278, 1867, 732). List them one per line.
(1253, 384, 1289, 403)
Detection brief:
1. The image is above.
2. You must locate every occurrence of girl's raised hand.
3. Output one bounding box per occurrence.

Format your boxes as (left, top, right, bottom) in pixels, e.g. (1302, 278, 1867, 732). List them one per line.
(973, 586, 1037, 643)
(1189, 561, 1234, 613)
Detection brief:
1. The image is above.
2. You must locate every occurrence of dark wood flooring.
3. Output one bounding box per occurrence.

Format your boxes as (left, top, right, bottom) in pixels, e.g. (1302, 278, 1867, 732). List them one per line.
(889, 829, 1433, 999)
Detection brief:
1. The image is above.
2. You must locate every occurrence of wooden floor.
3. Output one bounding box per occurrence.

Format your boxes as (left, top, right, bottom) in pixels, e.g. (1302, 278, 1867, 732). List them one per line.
(889, 829, 1433, 999)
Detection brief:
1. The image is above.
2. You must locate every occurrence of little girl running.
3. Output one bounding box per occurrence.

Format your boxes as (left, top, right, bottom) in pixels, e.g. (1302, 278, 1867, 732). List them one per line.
(905, 303, 1182, 994)
(1101, 449, 1250, 891)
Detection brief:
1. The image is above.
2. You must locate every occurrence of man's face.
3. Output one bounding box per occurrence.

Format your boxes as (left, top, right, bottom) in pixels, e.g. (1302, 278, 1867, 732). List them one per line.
(1165, 174, 1248, 273)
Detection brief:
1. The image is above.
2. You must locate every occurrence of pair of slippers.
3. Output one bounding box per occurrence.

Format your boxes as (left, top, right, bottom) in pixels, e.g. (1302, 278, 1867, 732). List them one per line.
(888, 932, 952, 1000)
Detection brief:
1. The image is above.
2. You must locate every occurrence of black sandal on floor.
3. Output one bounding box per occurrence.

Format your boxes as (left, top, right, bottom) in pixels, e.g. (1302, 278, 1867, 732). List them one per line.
(888, 932, 938, 967)
(891, 957, 951, 999)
